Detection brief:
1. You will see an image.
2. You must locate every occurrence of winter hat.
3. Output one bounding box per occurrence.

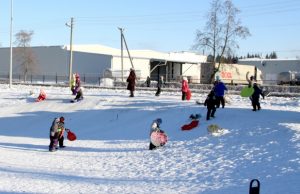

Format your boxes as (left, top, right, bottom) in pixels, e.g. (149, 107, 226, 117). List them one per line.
(59, 116, 65, 123)
(156, 118, 162, 125)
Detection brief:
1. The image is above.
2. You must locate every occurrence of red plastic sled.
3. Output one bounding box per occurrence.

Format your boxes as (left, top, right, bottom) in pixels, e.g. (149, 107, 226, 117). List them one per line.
(181, 120, 199, 131)
(186, 90, 191, 100)
(67, 130, 77, 141)
(150, 131, 168, 147)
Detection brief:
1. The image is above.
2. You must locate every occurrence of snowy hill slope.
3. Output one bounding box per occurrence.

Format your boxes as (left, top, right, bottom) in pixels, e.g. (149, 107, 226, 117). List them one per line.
(0, 84, 299, 194)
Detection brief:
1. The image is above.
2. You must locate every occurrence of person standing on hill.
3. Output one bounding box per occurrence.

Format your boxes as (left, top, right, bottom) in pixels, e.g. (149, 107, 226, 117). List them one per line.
(146, 76, 151, 87)
(155, 76, 164, 96)
(214, 79, 228, 108)
(49, 116, 65, 152)
(181, 77, 189, 100)
(246, 72, 256, 88)
(251, 83, 264, 111)
(204, 90, 217, 120)
(127, 68, 136, 97)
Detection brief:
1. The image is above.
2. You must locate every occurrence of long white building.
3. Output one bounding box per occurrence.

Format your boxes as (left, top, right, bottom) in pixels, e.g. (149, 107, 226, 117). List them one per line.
(0, 44, 207, 84)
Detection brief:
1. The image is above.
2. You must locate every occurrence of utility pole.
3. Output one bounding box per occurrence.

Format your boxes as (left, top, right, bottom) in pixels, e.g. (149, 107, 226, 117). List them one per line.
(9, 0, 13, 88)
(66, 17, 74, 85)
(118, 27, 124, 82)
(122, 31, 134, 69)
(118, 28, 134, 82)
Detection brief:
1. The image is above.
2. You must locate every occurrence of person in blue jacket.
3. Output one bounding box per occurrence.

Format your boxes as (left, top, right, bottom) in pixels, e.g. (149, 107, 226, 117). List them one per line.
(214, 78, 228, 108)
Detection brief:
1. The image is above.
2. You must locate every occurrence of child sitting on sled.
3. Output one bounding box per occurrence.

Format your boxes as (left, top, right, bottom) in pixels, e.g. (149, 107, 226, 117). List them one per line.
(149, 118, 167, 150)
(71, 87, 84, 102)
(36, 89, 46, 102)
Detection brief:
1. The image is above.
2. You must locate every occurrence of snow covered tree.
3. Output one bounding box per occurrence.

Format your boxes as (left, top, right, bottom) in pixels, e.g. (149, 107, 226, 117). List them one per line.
(193, 0, 250, 83)
(14, 30, 37, 82)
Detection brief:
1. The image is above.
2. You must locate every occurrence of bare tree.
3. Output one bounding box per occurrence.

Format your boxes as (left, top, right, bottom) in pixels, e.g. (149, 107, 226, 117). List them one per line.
(193, 0, 250, 83)
(14, 30, 37, 82)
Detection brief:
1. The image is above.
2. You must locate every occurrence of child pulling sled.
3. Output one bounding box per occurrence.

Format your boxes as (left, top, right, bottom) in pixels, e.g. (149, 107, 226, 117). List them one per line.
(149, 118, 168, 150)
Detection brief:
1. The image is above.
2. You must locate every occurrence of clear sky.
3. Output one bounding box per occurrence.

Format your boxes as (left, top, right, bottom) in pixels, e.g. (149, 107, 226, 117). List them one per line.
(0, 0, 300, 58)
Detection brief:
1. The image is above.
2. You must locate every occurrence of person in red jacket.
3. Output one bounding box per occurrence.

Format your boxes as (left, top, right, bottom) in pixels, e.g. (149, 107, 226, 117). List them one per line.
(36, 89, 46, 102)
(181, 77, 189, 100)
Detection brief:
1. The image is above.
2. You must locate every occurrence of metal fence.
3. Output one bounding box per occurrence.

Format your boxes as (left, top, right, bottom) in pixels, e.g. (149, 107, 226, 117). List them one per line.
(1, 72, 300, 96)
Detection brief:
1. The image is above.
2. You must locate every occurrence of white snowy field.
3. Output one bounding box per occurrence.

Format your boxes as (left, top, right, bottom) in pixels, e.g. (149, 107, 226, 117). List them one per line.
(0, 84, 299, 194)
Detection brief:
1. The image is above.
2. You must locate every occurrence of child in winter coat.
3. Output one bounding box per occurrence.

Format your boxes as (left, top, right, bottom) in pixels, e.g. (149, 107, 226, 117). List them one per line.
(49, 116, 65, 152)
(181, 77, 190, 100)
(251, 83, 264, 111)
(36, 89, 46, 102)
(73, 87, 84, 102)
(149, 118, 166, 150)
(71, 73, 81, 95)
(204, 90, 217, 120)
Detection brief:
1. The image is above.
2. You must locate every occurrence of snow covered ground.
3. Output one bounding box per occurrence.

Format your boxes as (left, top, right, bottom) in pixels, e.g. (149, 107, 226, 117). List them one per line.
(0, 84, 299, 194)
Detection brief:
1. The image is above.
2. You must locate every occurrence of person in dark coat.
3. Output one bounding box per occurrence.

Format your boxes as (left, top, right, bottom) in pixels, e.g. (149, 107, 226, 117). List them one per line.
(127, 68, 136, 97)
(204, 90, 217, 120)
(214, 79, 228, 108)
(251, 83, 264, 111)
(146, 76, 151, 87)
(155, 76, 164, 96)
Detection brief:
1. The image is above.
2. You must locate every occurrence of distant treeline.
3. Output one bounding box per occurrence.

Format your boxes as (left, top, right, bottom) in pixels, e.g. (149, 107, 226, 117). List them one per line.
(207, 51, 278, 64)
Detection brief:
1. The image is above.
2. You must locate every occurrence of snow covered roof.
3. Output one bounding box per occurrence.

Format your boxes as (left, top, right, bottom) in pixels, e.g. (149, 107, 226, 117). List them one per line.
(239, 58, 300, 62)
(64, 44, 207, 64)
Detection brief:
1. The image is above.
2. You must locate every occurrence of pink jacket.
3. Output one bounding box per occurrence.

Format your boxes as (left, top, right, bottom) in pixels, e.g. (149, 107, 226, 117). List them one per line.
(182, 80, 189, 92)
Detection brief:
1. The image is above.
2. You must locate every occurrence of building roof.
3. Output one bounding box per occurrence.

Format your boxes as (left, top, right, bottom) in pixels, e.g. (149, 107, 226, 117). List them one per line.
(239, 58, 300, 62)
(63, 44, 207, 64)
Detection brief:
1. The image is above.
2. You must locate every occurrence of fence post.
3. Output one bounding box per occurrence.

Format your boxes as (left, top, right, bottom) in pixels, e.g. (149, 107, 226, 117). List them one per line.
(56, 73, 58, 84)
